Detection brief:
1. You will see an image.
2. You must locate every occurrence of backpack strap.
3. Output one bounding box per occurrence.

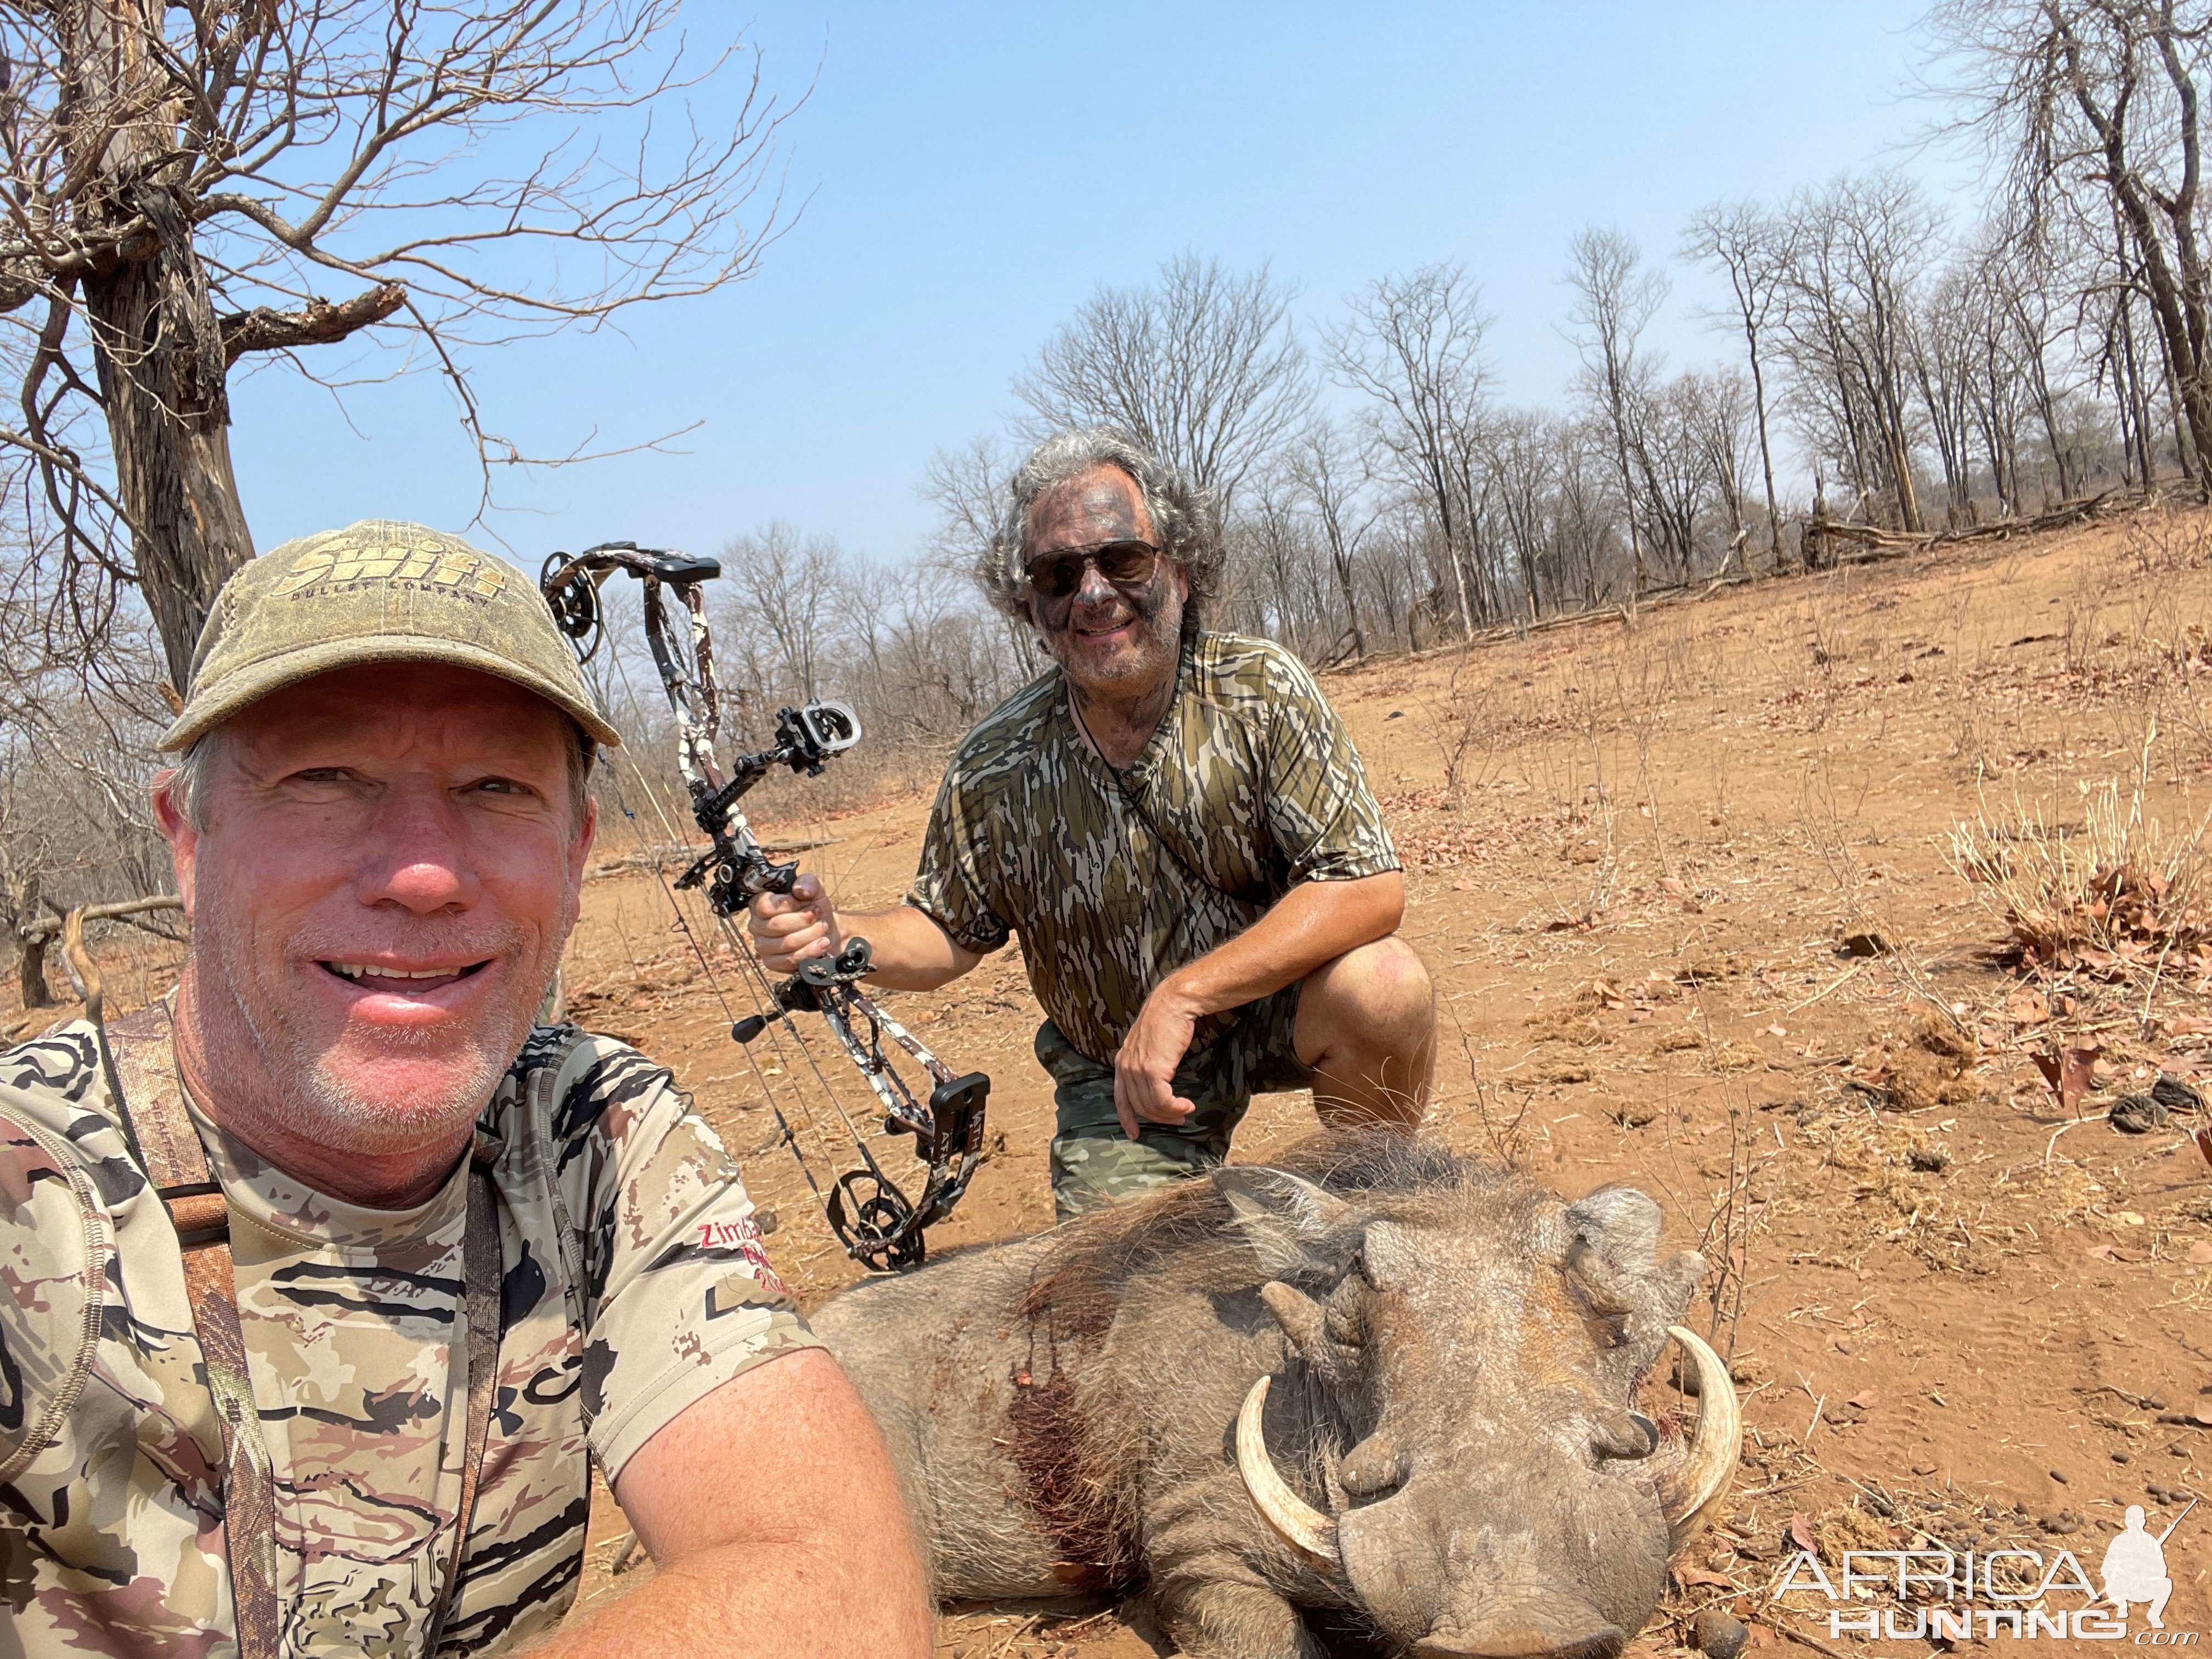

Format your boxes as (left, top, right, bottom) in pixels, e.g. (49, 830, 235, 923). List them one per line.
(103, 1003, 283, 1659)
(99, 1005, 504, 1658)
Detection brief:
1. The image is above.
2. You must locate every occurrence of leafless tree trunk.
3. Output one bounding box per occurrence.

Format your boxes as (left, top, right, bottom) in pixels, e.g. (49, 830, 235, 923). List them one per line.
(1931, 0, 2212, 481)
(1326, 264, 1494, 639)
(1285, 421, 1379, 659)
(0, 0, 796, 681)
(1565, 227, 1667, 596)
(1684, 202, 1793, 567)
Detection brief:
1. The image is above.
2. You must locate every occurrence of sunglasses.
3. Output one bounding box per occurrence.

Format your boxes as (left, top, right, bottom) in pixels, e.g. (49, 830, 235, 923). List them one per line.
(1023, 539, 1163, 601)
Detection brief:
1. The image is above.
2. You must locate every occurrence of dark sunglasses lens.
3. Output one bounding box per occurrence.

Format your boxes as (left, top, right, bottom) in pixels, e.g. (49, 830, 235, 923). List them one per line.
(1094, 543, 1157, 583)
(1029, 555, 1084, 598)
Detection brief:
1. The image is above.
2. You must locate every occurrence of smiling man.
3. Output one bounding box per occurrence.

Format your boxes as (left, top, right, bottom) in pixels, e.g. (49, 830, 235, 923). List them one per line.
(749, 430, 1435, 1217)
(0, 524, 928, 1657)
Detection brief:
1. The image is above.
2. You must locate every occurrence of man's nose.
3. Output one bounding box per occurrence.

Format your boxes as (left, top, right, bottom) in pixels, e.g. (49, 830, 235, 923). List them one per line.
(1070, 560, 1121, 609)
(357, 785, 483, 913)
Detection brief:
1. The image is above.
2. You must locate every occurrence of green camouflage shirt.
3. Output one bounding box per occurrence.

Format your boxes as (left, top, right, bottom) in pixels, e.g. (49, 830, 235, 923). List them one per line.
(909, 631, 1399, 1064)
(0, 1020, 818, 1657)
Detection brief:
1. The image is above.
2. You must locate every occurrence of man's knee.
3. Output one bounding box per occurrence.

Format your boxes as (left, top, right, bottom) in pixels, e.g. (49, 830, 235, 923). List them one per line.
(1304, 934, 1434, 1047)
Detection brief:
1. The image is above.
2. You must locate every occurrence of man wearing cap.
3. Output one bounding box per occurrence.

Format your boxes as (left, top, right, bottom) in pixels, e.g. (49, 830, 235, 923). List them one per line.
(748, 429, 1435, 1219)
(0, 524, 929, 1656)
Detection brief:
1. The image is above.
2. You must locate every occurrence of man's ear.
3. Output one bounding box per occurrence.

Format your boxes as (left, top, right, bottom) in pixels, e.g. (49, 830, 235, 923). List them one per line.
(150, 768, 199, 918)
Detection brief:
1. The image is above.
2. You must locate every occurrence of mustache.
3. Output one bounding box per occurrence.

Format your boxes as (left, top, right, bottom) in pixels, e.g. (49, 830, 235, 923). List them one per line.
(283, 917, 522, 964)
(1045, 575, 1171, 635)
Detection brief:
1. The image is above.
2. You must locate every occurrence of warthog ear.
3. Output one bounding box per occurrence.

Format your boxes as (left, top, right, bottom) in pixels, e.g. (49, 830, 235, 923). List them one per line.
(1213, 1167, 1357, 1278)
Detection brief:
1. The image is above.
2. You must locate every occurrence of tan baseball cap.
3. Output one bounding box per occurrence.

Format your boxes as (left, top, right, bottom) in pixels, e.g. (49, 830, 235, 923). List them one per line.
(159, 520, 623, 752)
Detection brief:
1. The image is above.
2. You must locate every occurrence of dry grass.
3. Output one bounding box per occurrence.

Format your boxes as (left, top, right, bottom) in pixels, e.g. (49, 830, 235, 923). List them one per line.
(1948, 747, 2212, 977)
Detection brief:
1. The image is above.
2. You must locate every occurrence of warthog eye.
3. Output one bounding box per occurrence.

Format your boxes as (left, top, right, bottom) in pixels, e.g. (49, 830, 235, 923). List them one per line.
(1590, 1311, 1632, 1349)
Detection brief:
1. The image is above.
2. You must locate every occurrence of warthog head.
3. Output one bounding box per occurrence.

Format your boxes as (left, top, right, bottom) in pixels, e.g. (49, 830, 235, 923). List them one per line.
(1215, 1152, 1738, 1658)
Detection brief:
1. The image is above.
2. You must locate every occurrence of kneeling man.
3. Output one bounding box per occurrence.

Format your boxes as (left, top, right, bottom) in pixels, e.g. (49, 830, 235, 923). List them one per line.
(752, 430, 1435, 1217)
(0, 524, 928, 1656)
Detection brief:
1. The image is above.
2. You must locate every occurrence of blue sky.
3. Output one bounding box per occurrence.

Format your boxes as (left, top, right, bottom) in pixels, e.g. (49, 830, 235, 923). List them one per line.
(228, 1, 1983, 571)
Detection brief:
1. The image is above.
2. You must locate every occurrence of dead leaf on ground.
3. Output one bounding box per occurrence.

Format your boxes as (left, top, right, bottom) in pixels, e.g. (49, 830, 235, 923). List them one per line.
(2185, 1241, 2212, 1265)
(2005, 986, 2050, 1024)
(1848, 1389, 1881, 1410)
(2034, 1044, 2101, 1116)
(1786, 1514, 1818, 1553)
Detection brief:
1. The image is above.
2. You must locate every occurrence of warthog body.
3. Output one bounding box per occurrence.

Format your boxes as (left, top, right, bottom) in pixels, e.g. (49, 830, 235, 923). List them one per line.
(814, 1135, 1737, 1659)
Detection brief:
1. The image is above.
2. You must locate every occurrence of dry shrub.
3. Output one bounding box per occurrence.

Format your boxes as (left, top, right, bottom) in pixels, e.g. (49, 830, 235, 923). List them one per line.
(1948, 774, 2212, 975)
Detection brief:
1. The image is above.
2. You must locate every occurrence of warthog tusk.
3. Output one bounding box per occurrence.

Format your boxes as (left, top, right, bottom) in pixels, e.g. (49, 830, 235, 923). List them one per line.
(1658, 1324, 1741, 1550)
(1235, 1375, 1342, 1570)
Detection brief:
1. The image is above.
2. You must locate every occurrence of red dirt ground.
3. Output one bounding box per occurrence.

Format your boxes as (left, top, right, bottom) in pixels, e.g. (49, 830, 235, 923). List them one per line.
(16, 504, 2212, 1656)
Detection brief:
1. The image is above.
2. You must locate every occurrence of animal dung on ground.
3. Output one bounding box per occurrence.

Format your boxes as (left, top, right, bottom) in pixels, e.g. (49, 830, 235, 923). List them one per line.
(2108, 1092, 2170, 1135)
(2152, 1072, 2204, 1114)
(1862, 1015, 1982, 1111)
(1689, 1606, 1749, 1659)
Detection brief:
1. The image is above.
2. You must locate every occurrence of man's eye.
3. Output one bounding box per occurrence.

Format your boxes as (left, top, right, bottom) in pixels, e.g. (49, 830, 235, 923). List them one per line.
(471, 777, 531, 797)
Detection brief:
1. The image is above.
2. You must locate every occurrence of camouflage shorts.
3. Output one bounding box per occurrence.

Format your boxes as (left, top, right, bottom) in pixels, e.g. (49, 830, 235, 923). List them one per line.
(1040, 988, 1314, 1220)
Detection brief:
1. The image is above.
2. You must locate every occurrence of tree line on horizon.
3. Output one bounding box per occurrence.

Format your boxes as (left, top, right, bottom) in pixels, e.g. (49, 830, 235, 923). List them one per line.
(6, 0, 2212, 969)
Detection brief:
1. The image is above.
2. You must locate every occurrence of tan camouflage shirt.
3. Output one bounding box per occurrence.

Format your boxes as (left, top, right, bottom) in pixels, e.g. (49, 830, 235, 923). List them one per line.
(0, 1020, 819, 1657)
(909, 631, 1399, 1063)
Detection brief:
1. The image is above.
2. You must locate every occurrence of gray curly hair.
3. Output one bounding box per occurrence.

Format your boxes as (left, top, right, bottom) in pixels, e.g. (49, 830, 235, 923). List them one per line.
(976, 427, 1223, 633)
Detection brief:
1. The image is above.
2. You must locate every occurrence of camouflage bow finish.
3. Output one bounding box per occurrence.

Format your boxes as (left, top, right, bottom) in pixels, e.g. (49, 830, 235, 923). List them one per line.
(540, 544, 989, 1270)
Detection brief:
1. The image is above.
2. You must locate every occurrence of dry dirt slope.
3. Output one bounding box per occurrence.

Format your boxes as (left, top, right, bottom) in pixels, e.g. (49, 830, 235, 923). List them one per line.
(10, 506, 2212, 1656)
(557, 504, 2212, 1655)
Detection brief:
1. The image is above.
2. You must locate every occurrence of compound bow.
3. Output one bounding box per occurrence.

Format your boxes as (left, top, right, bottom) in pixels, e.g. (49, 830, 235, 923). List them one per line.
(540, 543, 989, 1271)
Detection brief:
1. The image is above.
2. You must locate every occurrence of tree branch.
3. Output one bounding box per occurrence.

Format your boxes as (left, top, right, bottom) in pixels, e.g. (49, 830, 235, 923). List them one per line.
(219, 279, 406, 364)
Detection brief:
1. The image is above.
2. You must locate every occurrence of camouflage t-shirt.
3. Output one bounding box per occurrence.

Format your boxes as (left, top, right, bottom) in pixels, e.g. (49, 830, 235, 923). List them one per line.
(0, 1019, 819, 1657)
(909, 630, 1399, 1064)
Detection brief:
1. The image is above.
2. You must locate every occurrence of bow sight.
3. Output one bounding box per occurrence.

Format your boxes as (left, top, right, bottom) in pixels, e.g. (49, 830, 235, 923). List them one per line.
(540, 541, 989, 1270)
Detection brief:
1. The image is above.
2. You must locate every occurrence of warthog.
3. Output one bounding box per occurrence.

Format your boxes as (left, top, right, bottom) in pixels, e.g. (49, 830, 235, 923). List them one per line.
(815, 1134, 1739, 1659)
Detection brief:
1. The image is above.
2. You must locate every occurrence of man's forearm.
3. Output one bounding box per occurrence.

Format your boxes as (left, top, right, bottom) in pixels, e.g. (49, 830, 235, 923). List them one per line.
(832, 901, 980, 992)
(536, 1350, 933, 1659)
(1156, 871, 1404, 1019)
(525, 1532, 927, 1658)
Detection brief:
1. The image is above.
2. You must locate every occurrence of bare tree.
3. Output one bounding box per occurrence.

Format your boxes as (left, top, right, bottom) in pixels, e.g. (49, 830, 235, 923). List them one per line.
(1326, 263, 1493, 638)
(1564, 227, 1668, 596)
(1012, 254, 1313, 512)
(1927, 0, 2212, 478)
(715, 525, 845, 715)
(1284, 420, 1379, 659)
(0, 1, 797, 684)
(1684, 201, 1792, 566)
(918, 435, 1042, 679)
(1772, 174, 1940, 531)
